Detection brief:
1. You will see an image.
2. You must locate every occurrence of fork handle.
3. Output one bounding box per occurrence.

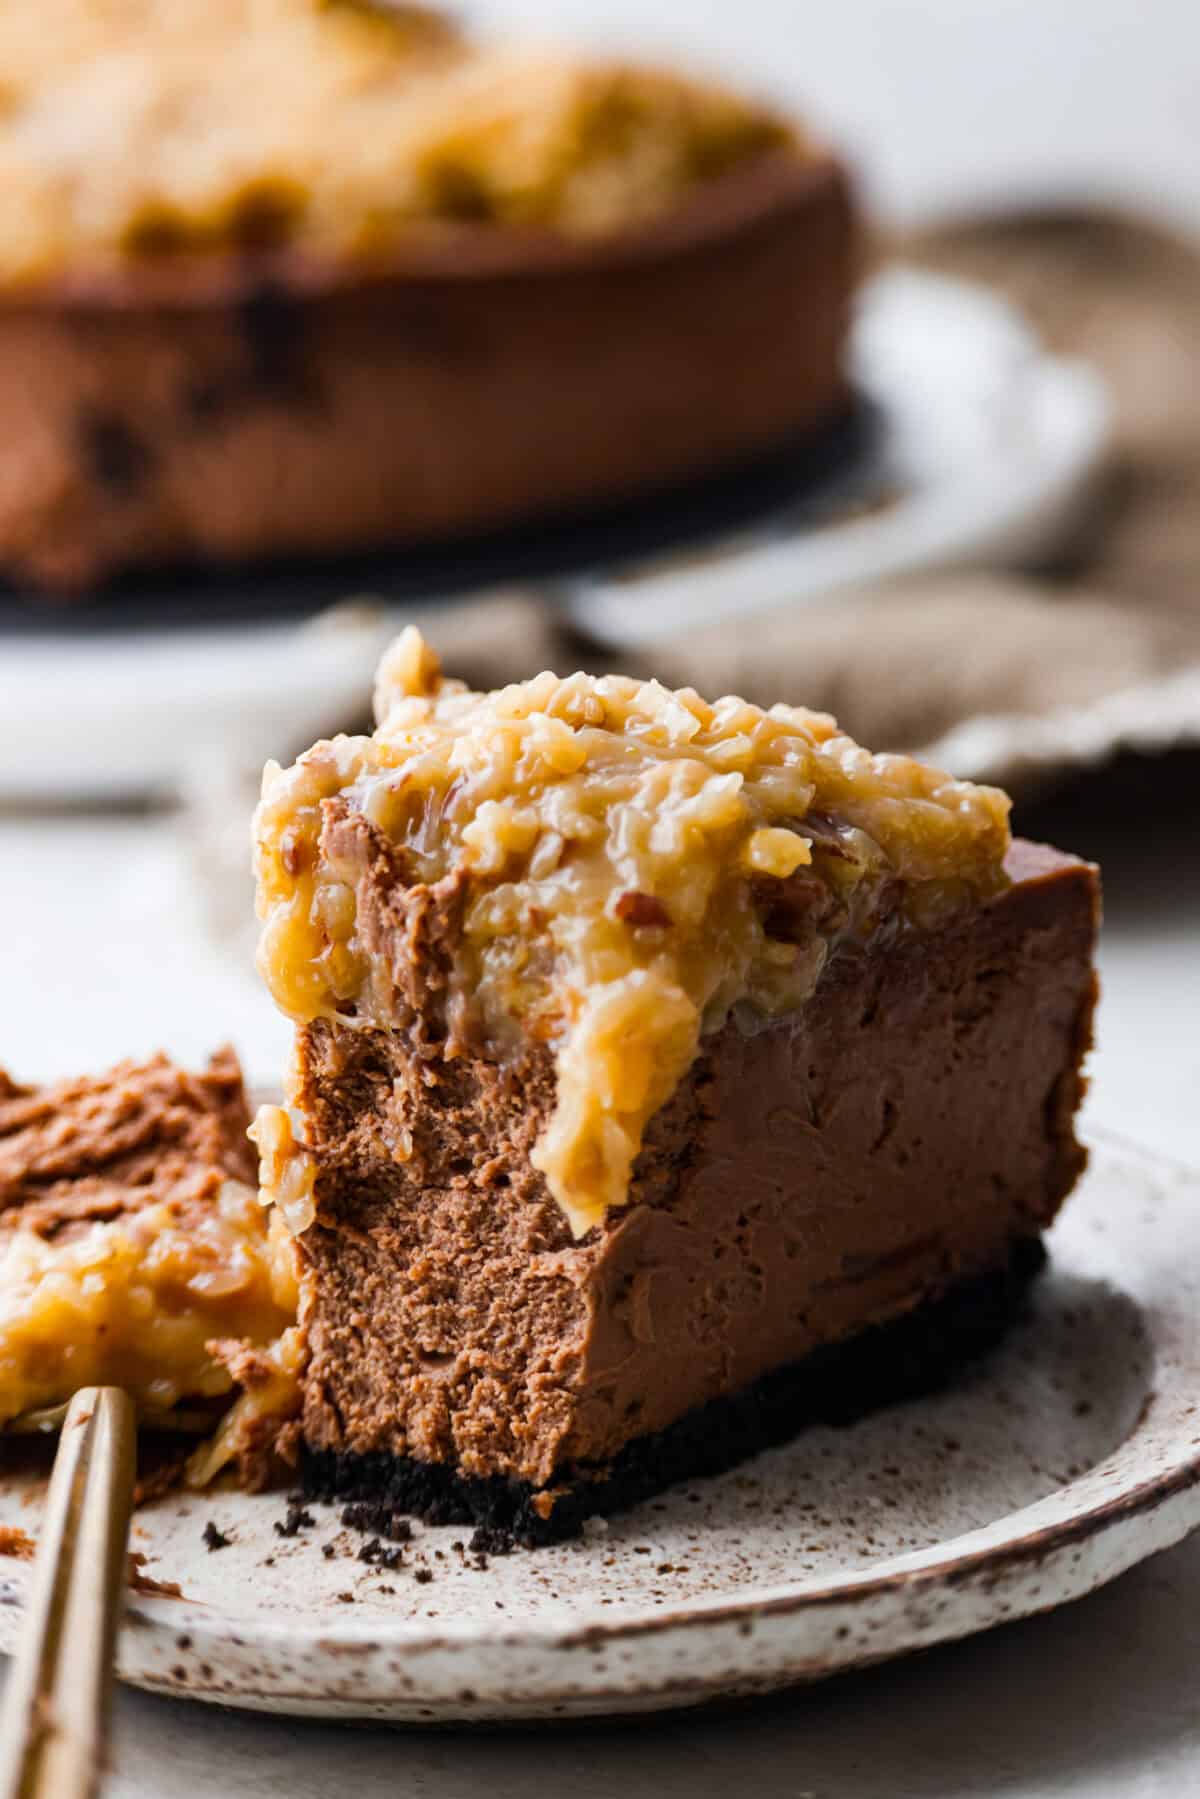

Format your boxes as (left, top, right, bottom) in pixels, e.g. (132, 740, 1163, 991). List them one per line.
(0, 1388, 136, 1799)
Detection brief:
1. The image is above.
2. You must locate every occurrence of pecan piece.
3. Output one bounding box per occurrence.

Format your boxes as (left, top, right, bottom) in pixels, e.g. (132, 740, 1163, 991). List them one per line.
(614, 891, 672, 929)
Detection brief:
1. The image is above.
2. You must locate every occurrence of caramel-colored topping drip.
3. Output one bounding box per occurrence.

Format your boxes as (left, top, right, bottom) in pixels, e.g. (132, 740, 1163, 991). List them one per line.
(255, 630, 1010, 1236)
(0, 1184, 297, 1426)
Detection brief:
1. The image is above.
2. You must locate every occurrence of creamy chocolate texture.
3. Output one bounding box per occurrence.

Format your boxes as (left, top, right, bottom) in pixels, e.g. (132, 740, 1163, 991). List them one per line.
(293, 840, 1097, 1520)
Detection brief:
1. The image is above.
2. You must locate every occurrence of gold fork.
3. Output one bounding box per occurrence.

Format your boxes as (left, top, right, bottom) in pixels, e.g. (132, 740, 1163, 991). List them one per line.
(0, 1388, 136, 1799)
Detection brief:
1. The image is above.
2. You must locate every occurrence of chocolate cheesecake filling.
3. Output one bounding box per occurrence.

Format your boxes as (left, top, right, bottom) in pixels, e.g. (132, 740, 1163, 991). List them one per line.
(292, 841, 1096, 1530)
(303, 1244, 1047, 1543)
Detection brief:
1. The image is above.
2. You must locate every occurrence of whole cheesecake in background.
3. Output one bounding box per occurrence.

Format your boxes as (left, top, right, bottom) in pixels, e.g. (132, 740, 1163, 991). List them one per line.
(0, 0, 855, 593)
(253, 628, 1100, 1542)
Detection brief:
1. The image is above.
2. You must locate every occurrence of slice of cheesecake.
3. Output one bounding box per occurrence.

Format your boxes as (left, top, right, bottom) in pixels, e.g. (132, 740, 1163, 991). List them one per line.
(254, 631, 1099, 1541)
(0, 1048, 301, 1489)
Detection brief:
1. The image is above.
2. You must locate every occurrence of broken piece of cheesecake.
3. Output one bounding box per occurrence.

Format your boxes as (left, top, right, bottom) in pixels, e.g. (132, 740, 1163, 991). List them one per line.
(0, 1048, 301, 1490)
(254, 630, 1099, 1540)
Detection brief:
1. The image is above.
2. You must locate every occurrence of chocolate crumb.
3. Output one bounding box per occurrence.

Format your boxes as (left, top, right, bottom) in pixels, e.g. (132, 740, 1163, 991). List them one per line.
(468, 1524, 515, 1558)
(321, 1543, 337, 1560)
(274, 1503, 315, 1538)
(357, 1536, 406, 1572)
(202, 1521, 232, 1552)
(336, 1591, 355, 1604)
(340, 1501, 413, 1543)
(413, 1567, 434, 1585)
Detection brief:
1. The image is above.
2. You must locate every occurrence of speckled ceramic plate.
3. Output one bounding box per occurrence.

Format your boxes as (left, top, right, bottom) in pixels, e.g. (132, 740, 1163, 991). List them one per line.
(1, 1129, 1198, 1722)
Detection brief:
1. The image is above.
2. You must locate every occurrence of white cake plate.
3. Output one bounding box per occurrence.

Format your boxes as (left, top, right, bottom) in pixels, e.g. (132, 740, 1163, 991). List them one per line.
(0, 1130, 1197, 1721)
